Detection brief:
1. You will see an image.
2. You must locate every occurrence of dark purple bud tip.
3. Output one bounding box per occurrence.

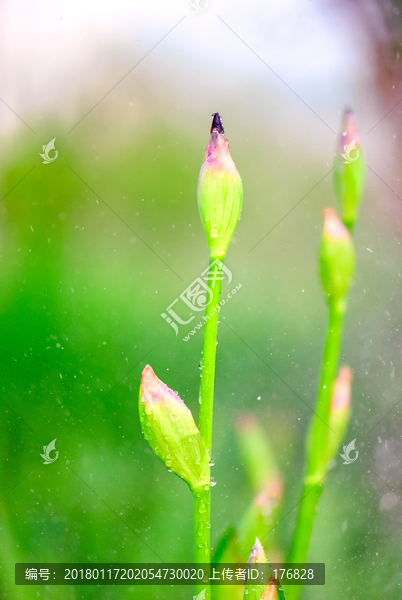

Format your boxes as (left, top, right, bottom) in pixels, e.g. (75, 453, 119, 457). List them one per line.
(211, 112, 224, 134)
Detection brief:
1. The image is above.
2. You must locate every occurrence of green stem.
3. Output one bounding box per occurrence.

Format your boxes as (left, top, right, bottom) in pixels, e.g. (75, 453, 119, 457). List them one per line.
(308, 299, 344, 475)
(193, 487, 211, 598)
(195, 256, 223, 600)
(198, 256, 222, 456)
(286, 298, 345, 600)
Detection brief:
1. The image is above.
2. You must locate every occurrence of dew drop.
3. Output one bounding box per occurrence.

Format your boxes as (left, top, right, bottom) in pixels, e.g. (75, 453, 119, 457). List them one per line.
(211, 477, 216, 487)
(209, 460, 215, 466)
(210, 227, 219, 238)
(170, 413, 178, 421)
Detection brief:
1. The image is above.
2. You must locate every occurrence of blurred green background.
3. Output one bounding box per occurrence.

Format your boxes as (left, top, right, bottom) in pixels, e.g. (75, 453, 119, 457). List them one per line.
(1, 1, 402, 598)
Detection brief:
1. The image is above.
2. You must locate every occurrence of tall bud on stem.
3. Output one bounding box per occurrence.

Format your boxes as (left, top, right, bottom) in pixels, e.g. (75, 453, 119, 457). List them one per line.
(287, 210, 356, 593)
(197, 113, 243, 456)
(198, 113, 243, 260)
(333, 108, 365, 231)
(244, 539, 269, 600)
(195, 114, 243, 600)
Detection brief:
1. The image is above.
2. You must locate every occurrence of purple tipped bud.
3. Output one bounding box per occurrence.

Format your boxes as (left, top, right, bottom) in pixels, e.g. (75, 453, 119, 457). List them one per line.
(139, 366, 209, 492)
(245, 539, 271, 600)
(333, 108, 365, 231)
(198, 113, 243, 259)
(339, 108, 360, 151)
(248, 538, 268, 565)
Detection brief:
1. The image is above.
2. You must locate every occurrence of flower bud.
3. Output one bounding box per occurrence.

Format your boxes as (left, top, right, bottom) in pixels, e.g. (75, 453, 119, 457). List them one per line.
(319, 208, 355, 306)
(259, 578, 279, 600)
(248, 537, 268, 565)
(333, 108, 365, 231)
(327, 367, 352, 464)
(198, 113, 243, 259)
(244, 538, 269, 600)
(139, 366, 209, 492)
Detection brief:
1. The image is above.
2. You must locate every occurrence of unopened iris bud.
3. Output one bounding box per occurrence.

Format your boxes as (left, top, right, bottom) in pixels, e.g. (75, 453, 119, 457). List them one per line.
(327, 367, 352, 463)
(248, 537, 268, 565)
(320, 208, 355, 307)
(333, 108, 365, 231)
(139, 366, 209, 492)
(197, 112, 243, 259)
(259, 578, 279, 600)
(244, 538, 269, 600)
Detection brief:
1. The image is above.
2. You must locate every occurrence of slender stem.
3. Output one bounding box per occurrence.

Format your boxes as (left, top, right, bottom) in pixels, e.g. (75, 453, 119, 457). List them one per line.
(308, 299, 344, 475)
(286, 299, 345, 600)
(193, 487, 211, 598)
(195, 256, 223, 600)
(198, 256, 222, 456)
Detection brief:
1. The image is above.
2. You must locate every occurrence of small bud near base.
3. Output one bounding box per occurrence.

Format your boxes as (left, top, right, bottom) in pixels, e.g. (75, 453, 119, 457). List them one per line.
(139, 366, 210, 492)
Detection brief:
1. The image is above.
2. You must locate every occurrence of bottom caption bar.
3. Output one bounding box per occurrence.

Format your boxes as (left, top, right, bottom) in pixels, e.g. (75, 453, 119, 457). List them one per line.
(16, 563, 324, 585)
